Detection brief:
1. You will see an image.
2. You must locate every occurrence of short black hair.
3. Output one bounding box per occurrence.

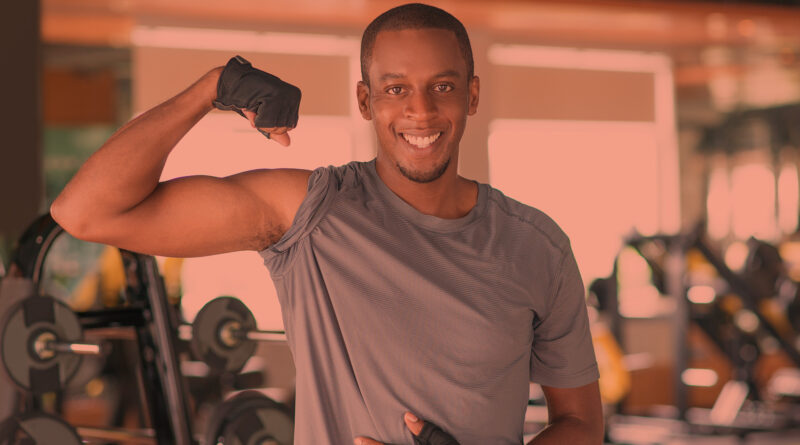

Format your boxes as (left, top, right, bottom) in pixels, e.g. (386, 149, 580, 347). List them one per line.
(360, 3, 474, 86)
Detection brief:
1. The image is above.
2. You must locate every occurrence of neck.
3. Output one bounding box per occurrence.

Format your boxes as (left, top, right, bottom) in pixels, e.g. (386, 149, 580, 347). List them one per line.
(374, 154, 477, 219)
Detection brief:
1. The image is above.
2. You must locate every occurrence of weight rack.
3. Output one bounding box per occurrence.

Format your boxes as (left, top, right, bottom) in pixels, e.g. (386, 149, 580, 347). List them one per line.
(602, 224, 800, 435)
(1, 213, 195, 444)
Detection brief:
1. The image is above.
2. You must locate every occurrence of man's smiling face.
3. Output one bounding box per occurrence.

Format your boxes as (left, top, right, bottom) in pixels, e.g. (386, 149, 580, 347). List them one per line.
(358, 28, 479, 184)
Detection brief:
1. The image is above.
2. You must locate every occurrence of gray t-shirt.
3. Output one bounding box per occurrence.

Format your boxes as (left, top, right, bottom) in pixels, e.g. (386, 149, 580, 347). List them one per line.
(259, 159, 599, 444)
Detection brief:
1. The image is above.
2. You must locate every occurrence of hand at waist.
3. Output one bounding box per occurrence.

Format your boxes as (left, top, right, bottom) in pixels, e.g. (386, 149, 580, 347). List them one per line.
(355, 412, 459, 445)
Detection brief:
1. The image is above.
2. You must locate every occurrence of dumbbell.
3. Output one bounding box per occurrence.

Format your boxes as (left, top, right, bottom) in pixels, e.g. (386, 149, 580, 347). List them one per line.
(0, 295, 107, 394)
(179, 296, 286, 374)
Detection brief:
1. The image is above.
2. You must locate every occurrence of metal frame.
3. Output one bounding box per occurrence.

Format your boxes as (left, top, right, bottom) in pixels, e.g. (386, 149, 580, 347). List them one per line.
(619, 228, 800, 428)
(4, 213, 196, 444)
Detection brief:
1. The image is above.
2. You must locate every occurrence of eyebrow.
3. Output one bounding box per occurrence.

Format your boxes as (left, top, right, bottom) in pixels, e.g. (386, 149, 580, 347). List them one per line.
(378, 70, 462, 83)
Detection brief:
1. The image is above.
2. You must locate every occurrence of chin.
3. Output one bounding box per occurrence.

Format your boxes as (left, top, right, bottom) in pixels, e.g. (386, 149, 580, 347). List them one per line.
(397, 157, 451, 183)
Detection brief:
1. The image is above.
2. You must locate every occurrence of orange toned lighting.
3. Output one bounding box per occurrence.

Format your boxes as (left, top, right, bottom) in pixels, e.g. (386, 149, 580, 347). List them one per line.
(687, 285, 716, 304)
(737, 19, 755, 38)
(734, 309, 760, 333)
(681, 368, 718, 387)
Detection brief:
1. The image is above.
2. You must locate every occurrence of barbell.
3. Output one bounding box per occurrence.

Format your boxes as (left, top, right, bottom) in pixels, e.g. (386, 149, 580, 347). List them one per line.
(1, 294, 285, 394)
(182, 296, 286, 374)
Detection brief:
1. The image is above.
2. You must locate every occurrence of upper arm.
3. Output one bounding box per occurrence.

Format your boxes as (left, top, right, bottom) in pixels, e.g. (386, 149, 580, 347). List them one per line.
(541, 381, 603, 433)
(530, 246, 599, 385)
(57, 168, 312, 258)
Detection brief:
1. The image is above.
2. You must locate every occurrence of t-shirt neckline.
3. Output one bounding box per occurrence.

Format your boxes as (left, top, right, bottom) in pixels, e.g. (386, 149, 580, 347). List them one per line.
(365, 159, 487, 233)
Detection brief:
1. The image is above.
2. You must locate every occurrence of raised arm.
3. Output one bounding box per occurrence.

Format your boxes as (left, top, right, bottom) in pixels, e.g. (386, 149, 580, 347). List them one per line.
(51, 59, 310, 257)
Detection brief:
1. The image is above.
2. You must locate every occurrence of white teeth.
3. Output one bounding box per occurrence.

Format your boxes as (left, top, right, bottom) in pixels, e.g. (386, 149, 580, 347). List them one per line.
(402, 132, 441, 148)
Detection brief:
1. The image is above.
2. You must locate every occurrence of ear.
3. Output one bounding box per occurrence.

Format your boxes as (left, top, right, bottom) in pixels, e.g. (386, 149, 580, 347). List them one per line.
(356, 81, 372, 120)
(467, 75, 480, 116)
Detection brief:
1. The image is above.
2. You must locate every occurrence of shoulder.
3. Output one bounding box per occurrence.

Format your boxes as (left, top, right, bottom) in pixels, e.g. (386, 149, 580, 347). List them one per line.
(484, 186, 571, 255)
(257, 160, 372, 258)
(314, 160, 371, 190)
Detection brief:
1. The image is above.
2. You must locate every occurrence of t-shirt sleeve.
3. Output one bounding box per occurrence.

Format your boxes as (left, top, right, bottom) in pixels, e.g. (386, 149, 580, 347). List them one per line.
(258, 165, 337, 273)
(530, 244, 600, 387)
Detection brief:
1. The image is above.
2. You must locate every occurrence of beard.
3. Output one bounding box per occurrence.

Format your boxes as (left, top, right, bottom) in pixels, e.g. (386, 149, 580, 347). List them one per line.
(397, 156, 451, 183)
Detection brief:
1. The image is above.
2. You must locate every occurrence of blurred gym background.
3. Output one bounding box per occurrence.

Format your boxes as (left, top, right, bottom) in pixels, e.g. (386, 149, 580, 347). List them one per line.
(3, 0, 800, 443)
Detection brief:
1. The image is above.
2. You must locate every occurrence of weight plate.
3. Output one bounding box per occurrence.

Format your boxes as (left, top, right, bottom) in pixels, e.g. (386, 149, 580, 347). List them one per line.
(221, 399, 293, 445)
(206, 391, 293, 445)
(0, 412, 81, 445)
(0, 296, 82, 394)
(204, 391, 263, 445)
(191, 297, 257, 373)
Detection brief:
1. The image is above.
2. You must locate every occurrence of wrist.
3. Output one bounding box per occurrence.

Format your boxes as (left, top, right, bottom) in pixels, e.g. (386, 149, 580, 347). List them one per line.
(199, 66, 225, 112)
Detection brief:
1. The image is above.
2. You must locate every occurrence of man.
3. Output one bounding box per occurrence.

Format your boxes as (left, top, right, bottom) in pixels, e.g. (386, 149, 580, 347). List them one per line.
(52, 3, 602, 444)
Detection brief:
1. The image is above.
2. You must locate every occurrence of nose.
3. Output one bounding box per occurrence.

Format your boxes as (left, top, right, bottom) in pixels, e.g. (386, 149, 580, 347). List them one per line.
(403, 90, 437, 121)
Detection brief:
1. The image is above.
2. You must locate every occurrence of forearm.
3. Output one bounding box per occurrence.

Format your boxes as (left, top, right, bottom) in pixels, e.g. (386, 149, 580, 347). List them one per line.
(526, 416, 603, 445)
(52, 66, 223, 231)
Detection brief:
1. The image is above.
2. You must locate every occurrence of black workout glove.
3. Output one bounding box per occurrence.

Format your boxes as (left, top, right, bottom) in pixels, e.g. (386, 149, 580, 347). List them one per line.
(413, 421, 460, 445)
(213, 55, 301, 137)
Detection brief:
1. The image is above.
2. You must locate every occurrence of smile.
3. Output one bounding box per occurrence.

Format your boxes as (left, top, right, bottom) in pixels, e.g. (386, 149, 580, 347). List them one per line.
(401, 132, 442, 149)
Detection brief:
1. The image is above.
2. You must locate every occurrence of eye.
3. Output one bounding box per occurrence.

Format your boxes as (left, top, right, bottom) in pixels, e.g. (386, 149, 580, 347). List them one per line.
(433, 83, 454, 93)
(386, 86, 404, 95)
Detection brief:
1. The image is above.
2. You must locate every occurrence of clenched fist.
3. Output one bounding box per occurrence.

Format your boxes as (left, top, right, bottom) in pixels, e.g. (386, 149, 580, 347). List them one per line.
(213, 55, 301, 146)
